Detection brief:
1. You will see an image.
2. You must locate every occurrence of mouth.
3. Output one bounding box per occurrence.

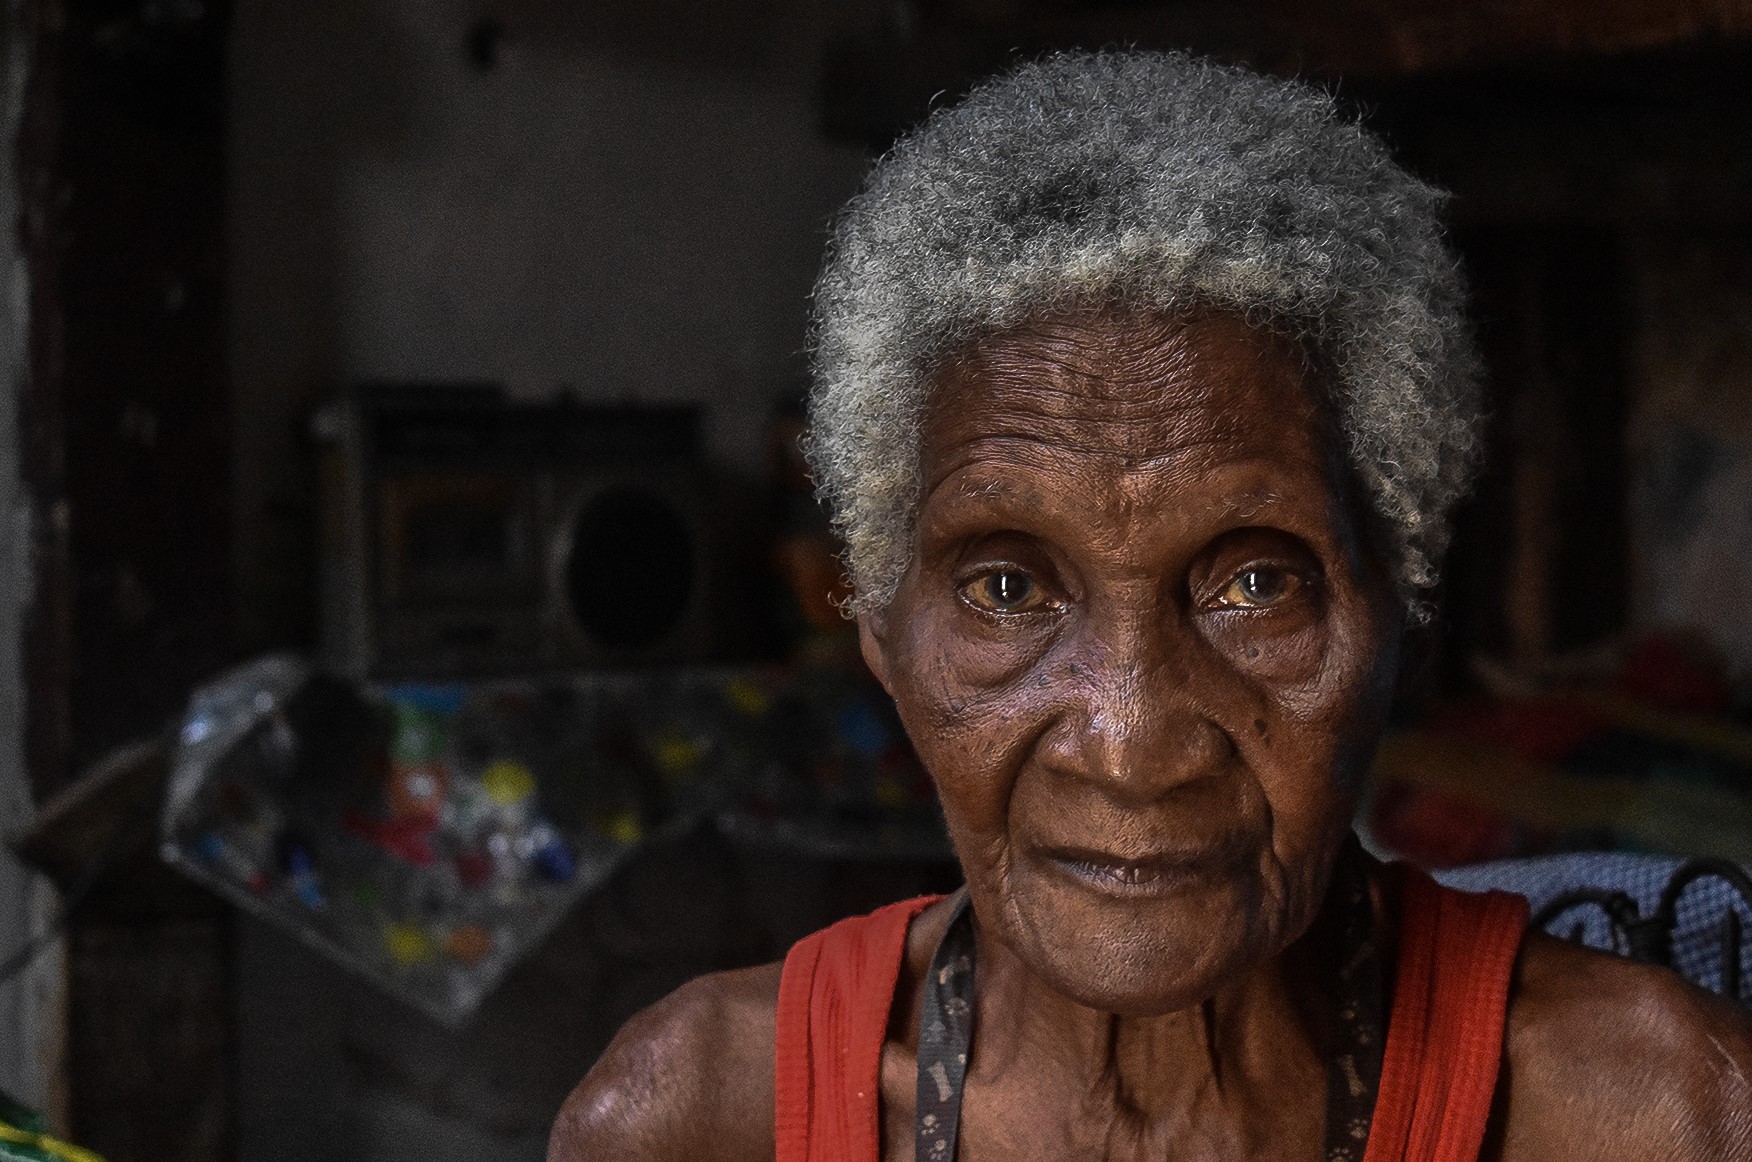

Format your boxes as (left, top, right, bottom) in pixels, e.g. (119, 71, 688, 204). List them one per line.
(1035, 844, 1242, 899)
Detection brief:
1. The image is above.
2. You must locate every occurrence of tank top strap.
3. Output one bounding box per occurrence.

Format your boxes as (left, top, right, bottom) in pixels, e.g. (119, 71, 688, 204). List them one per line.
(775, 895, 944, 1162)
(1363, 866, 1530, 1162)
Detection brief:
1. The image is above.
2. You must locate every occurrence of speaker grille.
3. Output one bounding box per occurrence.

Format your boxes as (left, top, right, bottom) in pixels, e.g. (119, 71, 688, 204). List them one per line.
(563, 487, 697, 650)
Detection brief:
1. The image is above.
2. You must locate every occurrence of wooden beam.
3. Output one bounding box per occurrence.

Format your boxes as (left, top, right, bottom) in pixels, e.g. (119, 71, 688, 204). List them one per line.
(1000, 0, 1752, 77)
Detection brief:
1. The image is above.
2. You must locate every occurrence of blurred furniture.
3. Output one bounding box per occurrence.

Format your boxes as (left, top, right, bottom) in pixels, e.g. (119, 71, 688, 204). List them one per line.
(1439, 853, 1752, 1003)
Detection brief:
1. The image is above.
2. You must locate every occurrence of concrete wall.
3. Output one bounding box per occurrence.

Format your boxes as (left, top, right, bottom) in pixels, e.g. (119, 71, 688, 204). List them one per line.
(0, 0, 64, 1118)
(227, 0, 876, 648)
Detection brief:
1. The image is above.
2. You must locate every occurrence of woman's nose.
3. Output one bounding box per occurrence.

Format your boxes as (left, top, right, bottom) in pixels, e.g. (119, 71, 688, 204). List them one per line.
(1035, 625, 1233, 803)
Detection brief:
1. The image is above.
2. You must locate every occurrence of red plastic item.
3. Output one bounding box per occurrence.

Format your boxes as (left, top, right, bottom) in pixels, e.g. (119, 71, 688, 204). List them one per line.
(1615, 634, 1732, 716)
(1369, 782, 1527, 868)
(1431, 698, 1607, 765)
(344, 811, 439, 867)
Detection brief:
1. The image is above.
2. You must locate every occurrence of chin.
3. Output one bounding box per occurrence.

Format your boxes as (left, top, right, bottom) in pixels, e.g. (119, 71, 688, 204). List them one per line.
(996, 864, 1281, 1016)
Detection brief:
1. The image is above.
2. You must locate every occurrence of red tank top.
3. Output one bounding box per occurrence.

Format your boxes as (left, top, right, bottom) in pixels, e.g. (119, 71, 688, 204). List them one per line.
(774, 867, 1528, 1162)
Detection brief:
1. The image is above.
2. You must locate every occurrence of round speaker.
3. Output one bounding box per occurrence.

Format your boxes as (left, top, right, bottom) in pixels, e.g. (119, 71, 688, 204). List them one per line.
(559, 485, 698, 652)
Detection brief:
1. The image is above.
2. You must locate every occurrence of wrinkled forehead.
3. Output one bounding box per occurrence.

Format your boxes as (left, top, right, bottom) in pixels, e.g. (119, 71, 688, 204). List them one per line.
(920, 309, 1338, 480)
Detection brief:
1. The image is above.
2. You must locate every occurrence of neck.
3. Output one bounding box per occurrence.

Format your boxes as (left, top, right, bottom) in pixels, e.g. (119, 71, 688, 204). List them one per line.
(948, 860, 1384, 1156)
(970, 921, 1329, 1119)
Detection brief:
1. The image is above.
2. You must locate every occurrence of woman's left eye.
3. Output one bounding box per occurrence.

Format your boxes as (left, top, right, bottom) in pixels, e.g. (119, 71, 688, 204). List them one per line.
(1216, 565, 1303, 609)
(959, 568, 1050, 613)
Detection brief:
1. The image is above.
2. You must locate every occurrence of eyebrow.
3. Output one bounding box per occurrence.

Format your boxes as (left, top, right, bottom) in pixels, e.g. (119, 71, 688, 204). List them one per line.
(1215, 489, 1284, 522)
(955, 479, 1008, 500)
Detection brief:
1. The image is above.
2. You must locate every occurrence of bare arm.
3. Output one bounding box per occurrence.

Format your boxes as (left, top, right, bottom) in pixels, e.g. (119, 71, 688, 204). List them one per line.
(1492, 932, 1752, 1161)
(548, 963, 781, 1162)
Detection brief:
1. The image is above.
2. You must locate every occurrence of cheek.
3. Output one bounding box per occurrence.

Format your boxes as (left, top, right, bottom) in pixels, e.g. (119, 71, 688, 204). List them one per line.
(1211, 604, 1394, 835)
(885, 602, 1047, 835)
(1246, 744, 1354, 860)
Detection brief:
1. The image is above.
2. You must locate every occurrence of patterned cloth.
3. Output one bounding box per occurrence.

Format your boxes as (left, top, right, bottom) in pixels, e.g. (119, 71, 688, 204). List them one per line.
(1435, 853, 1752, 1000)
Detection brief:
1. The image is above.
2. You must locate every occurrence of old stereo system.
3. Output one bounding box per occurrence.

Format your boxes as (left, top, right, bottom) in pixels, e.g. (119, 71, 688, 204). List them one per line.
(315, 386, 757, 677)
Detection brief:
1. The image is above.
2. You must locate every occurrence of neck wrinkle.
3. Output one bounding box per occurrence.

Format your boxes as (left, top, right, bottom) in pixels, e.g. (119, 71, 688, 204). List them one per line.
(968, 918, 1323, 1129)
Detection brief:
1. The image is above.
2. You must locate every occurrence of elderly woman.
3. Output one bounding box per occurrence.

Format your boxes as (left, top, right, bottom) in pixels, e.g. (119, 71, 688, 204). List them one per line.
(553, 52, 1752, 1161)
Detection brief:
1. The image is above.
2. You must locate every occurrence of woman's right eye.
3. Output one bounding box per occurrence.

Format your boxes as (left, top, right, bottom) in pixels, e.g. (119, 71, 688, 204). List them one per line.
(958, 568, 1049, 613)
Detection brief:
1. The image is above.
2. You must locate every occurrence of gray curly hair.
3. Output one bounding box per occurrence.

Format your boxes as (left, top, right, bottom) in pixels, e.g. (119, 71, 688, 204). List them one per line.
(805, 50, 1483, 615)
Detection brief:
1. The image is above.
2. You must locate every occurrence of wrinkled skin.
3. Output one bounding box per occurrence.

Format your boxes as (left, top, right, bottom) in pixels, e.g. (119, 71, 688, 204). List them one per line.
(860, 310, 1399, 1023)
(551, 311, 1752, 1162)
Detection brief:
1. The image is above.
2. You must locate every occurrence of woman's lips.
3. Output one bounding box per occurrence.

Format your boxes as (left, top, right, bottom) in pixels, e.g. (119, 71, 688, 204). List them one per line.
(1035, 844, 1240, 898)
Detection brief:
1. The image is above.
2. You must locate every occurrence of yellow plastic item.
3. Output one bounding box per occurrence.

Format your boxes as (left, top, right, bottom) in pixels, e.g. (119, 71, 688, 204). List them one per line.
(654, 734, 702, 776)
(874, 775, 907, 809)
(725, 679, 769, 717)
(481, 760, 536, 806)
(384, 921, 434, 966)
(0, 1118, 108, 1162)
(605, 810, 643, 845)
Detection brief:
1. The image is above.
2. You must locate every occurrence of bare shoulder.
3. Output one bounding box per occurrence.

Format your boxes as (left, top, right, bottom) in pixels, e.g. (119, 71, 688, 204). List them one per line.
(1491, 931, 1752, 1161)
(547, 961, 783, 1162)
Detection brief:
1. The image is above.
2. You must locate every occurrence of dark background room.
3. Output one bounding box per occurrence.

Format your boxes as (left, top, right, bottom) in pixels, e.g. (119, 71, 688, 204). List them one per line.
(1, 0, 1751, 1159)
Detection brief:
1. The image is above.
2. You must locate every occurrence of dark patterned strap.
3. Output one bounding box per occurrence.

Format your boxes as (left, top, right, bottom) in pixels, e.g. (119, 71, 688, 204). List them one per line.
(916, 888, 975, 1162)
(915, 844, 1385, 1161)
(1322, 842, 1387, 1161)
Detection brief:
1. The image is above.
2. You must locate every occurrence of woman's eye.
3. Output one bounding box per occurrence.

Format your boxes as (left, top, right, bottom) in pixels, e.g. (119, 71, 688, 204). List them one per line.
(1216, 565, 1303, 609)
(959, 568, 1049, 613)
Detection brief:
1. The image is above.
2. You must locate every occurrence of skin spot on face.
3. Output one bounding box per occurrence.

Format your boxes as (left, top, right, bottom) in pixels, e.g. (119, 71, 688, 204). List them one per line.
(861, 307, 1404, 1015)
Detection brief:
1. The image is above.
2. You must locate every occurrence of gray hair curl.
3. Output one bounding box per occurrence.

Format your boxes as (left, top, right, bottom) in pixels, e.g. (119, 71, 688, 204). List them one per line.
(805, 50, 1483, 615)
